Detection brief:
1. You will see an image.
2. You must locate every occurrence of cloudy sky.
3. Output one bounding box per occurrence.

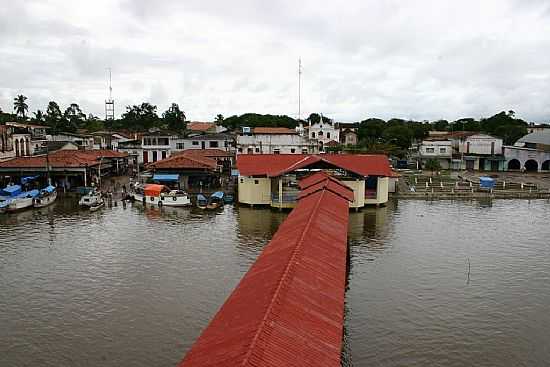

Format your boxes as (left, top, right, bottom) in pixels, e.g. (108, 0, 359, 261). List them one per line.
(1, 0, 550, 123)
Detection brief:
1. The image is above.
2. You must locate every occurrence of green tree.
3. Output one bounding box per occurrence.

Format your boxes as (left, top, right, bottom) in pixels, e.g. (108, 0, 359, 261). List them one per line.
(85, 114, 105, 132)
(424, 158, 442, 173)
(45, 101, 64, 133)
(433, 119, 449, 131)
(381, 124, 413, 150)
(121, 102, 160, 131)
(357, 118, 386, 143)
(215, 114, 224, 125)
(221, 113, 297, 130)
(13, 95, 29, 118)
(162, 103, 186, 131)
(64, 103, 86, 130)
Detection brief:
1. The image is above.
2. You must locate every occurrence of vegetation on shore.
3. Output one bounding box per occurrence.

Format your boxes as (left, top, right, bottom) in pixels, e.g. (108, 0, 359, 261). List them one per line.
(0, 96, 539, 154)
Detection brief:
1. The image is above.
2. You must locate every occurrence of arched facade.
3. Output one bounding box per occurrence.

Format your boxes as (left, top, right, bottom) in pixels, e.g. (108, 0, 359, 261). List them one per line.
(507, 159, 520, 170)
(524, 159, 538, 172)
(15, 139, 20, 157)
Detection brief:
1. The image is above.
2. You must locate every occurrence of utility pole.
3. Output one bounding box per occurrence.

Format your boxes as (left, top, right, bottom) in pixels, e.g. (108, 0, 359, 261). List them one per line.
(298, 58, 302, 122)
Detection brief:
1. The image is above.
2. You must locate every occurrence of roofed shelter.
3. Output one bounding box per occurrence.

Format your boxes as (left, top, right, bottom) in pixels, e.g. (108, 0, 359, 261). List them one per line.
(236, 154, 392, 209)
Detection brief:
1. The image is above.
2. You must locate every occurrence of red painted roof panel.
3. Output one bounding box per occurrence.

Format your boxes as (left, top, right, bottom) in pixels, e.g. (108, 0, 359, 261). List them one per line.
(179, 177, 350, 367)
(236, 154, 392, 177)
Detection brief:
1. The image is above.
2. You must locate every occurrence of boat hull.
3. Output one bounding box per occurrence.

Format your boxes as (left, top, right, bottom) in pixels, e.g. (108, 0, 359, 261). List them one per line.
(6, 197, 34, 212)
(33, 191, 57, 208)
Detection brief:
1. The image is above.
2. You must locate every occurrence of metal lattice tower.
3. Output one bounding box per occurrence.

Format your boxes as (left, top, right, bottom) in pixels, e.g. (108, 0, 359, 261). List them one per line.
(105, 68, 115, 120)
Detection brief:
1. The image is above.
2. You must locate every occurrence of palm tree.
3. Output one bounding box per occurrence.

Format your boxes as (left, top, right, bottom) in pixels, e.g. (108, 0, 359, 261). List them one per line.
(13, 95, 29, 118)
(215, 114, 224, 125)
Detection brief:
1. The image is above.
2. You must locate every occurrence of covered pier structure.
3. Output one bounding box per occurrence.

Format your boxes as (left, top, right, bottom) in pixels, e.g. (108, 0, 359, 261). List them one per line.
(179, 172, 354, 367)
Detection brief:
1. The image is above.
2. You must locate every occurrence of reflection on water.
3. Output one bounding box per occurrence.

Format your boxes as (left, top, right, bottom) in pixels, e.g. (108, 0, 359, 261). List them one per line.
(1, 198, 549, 367)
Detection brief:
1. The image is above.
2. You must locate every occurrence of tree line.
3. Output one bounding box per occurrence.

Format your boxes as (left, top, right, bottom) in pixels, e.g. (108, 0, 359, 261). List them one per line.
(2, 95, 187, 133)
(1, 95, 535, 153)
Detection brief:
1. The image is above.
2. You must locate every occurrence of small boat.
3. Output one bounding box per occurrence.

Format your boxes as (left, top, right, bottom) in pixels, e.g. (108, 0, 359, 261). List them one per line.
(33, 185, 57, 208)
(140, 184, 191, 207)
(6, 189, 40, 212)
(0, 185, 22, 214)
(79, 190, 103, 208)
(206, 191, 225, 210)
(223, 193, 234, 204)
(89, 200, 105, 212)
(196, 194, 207, 209)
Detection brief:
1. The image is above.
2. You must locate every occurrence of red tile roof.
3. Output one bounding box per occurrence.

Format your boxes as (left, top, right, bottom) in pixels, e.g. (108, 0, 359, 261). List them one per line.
(325, 139, 340, 147)
(0, 149, 126, 169)
(236, 154, 392, 177)
(253, 127, 297, 134)
(146, 153, 217, 170)
(188, 122, 216, 132)
(179, 176, 351, 367)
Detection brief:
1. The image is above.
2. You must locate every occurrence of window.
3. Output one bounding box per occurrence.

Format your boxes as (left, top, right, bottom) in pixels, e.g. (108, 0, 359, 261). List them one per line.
(439, 147, 446, 153)
(209, 141, 219, 148)
(192, 141, 199, 146)
(240, 178, 244, 183)
(255, 147, 260, 153)
(302, 149, 308, 154)
(238, 147, 243, 153)
(327, 132, 331, 139)
(290, 148, 296, 153)
(254, 179, 259, 184)
(247, 148, 254, 154)
(466, 142, 471, 153)
(426, 147, 435, 153)
(161, 151, 167, 159)
(318, 131, 323, 137)
(176, 143, 185, 149)
(152, 151, 158, 162)
(274, 149, 280, 154)
(158, 138, 169, 145)
(143, 151, 149, 163)
(311, 132, 316, 138)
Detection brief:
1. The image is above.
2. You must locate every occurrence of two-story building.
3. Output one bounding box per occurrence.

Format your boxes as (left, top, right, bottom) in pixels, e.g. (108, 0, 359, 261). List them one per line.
(236, 154, 392, 209)
(50, 132, 94, 150)
(91, 131, 132, 150)
(180, 133, 234, 151)
(459, 134, 504, 171)
(339, 124, 359, 146)
(237, 127, 318, 154)
(6, 121, 49, 156)
(419, 138, 453, 169)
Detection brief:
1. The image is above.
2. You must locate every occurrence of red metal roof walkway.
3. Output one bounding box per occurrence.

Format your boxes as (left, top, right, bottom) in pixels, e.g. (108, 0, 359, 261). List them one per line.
(179, 172, 353, 367)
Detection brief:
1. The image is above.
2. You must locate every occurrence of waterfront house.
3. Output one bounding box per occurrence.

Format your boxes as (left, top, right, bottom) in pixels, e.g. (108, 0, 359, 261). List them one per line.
(236, 154, 392, 209)
(237, 127, 318, 154)
(504, 131, 550, 171)
(145, 150, 220, 191)
(419, 138, 453, 169)
(0, 149, 128, 189)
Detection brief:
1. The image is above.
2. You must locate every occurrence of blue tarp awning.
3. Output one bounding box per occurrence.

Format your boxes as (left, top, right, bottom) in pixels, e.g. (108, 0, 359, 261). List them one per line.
(21, 176, 40, 184)
(17, 189, 39, 198)
(211, 191, 224, 199)
(1, 185, 22, 196)
(153, 174, 180, 182)
(42, 185, 56, 193)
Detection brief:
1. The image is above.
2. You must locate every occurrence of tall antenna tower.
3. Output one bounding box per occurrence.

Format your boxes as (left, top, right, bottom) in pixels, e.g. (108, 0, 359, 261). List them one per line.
(105, 68, 115, 120)
(298, 58, 302, 122)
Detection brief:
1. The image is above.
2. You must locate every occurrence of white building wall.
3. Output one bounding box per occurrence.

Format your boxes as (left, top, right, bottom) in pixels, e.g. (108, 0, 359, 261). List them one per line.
(308, 122, 340, 144)
(237, 134, 318, 154)
(460, 135, 503, 155)
(419, 140, 452, 157)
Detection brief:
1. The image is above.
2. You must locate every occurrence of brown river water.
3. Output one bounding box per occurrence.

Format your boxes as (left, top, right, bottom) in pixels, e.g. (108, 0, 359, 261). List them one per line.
(1, 198, 549, 366)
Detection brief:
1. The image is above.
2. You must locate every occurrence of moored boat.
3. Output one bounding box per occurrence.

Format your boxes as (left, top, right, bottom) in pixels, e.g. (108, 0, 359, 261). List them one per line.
(140, 184, 191, 207)
(89, 200, 105, 212)
(6, 189, 40, 212)
(79, 189, 103, 208)
(196, 194, 207, 209)
(0, 185, 22, 214)
(206, 191, 225, 210)
(33, 185, 57, 208)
